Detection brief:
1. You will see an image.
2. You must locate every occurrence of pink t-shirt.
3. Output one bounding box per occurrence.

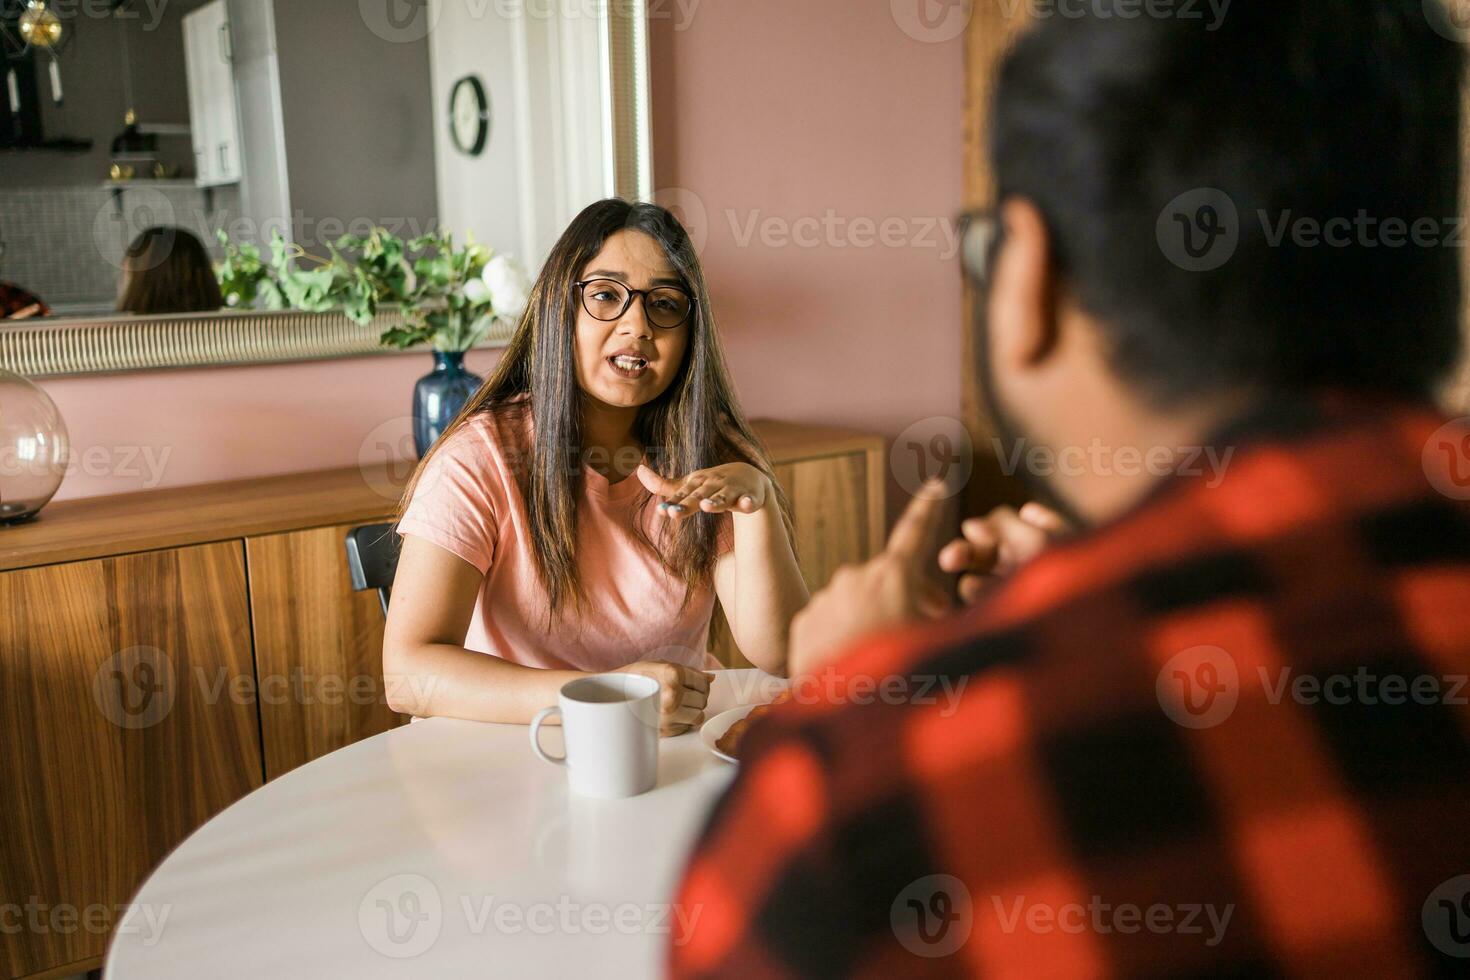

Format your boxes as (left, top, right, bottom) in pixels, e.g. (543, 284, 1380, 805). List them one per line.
(396, 405, 726, 672)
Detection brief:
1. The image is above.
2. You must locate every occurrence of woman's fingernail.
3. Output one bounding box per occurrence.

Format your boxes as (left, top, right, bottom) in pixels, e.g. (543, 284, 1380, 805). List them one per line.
(667, 504, 685, 513)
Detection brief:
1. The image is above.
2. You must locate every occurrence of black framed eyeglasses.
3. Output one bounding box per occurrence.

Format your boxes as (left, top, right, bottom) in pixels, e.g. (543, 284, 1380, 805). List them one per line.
(575, 278, 696, 330)
(958, 209, 1003, 289)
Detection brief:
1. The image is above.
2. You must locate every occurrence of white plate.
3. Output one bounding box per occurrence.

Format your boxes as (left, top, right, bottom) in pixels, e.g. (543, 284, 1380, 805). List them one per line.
(700, 704, 761, 764)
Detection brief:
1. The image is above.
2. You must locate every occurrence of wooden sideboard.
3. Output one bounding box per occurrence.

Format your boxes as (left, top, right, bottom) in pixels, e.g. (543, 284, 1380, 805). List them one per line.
(0, 420, 884, 979)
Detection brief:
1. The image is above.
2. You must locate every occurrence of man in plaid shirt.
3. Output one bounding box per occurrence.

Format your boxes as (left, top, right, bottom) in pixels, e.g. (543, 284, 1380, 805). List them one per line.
(673, 2, 1470, 977)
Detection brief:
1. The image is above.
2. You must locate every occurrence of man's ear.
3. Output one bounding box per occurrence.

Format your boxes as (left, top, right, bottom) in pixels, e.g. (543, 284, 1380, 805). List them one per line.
(986, 198, 1061, 369)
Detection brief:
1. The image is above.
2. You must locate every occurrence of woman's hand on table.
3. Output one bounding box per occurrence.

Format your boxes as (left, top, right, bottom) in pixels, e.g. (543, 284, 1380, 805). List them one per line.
(638, 462, 771, 518)
(617, 661, 714, 736)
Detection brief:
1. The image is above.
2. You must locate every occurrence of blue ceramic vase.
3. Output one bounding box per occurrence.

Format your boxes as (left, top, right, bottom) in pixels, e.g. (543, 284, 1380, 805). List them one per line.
(412, 351, 483, 456)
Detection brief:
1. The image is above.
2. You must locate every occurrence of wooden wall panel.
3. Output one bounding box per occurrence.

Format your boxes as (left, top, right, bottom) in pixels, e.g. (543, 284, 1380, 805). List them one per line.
(0, 543, 262, 978)
(1457, 77, 1470, 413)
(710, 452, 877, 668)
(775, 454, 874, 589)
(961, 2, 1033, 518)
(246, 523, 408, 780)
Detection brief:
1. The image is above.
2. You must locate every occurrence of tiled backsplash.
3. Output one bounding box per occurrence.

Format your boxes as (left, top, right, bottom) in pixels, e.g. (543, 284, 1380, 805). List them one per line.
(0, 183, 241, 311)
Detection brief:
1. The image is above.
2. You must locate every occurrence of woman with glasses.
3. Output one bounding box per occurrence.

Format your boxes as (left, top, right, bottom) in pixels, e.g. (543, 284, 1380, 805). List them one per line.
(384, 199, 808, 734)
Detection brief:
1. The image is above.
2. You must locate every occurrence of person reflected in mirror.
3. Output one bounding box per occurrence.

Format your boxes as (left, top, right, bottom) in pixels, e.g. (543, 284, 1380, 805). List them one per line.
(116, 226, 223, 315)
(1, 280, 49, 320)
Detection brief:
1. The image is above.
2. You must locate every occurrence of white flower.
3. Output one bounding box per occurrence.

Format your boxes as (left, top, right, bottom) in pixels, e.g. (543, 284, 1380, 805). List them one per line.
(481, 254, 530, 322)
(462, 277, 492, 306)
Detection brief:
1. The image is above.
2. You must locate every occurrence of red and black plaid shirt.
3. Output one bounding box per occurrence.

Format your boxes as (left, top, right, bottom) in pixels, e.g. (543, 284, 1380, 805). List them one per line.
(672, 396, 1470, 978)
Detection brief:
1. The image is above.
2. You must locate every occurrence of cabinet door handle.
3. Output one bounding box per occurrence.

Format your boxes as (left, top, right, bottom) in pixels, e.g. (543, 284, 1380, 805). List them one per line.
(218, 22, 233, 64)
(218, 143, 228, 172)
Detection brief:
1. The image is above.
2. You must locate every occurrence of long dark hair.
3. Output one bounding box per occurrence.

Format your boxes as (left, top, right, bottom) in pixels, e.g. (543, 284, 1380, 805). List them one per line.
(117, 227, 223, 315)
(397, 199, 793, 616)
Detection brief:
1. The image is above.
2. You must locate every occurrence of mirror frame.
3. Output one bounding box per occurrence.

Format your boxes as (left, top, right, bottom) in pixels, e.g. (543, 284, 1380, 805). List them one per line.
(0, 306, 517, 380)
(0, 2, 653, 381)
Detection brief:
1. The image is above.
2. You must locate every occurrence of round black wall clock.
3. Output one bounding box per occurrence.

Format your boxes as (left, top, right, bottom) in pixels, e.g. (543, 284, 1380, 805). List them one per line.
(449, 75, 490, 157)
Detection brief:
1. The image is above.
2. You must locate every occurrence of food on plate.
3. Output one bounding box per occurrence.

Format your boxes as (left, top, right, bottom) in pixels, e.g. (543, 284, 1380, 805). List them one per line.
(715, 691, 792, 759)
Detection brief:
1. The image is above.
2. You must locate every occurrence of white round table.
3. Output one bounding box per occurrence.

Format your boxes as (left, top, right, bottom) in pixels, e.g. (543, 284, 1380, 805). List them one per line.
(104, 669, 782, 979)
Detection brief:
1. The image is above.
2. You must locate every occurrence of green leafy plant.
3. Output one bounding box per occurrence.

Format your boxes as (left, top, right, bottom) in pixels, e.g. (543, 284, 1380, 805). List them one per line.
(378, 230, 495, 352)
(214, 227, 529, 352)
(214, 235, 272, 310)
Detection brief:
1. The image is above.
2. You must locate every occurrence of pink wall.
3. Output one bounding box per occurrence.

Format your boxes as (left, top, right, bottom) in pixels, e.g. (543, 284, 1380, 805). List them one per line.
(41, 350, 502, 502)
(650, 0, 965, 519)
(38, 2, 964, 511)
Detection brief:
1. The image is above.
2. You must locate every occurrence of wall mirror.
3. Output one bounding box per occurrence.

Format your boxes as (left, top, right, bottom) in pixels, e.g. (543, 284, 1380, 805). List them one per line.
(0, 0, 653, 377)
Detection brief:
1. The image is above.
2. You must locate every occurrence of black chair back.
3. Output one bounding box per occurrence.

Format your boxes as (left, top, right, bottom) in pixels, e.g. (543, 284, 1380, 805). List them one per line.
(345, 523, 400, 618)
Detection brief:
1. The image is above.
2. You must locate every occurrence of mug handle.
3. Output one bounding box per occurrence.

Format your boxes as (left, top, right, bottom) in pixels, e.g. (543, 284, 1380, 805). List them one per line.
(530, 707, 566, 766)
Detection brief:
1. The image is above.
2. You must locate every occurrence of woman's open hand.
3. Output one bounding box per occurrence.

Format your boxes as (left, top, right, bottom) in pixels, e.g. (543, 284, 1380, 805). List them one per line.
(637, 462, 771, 520)
(617, 660, 714, 736)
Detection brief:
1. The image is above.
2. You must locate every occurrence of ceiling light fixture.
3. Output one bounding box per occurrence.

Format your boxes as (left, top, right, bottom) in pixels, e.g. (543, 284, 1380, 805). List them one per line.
(2, 1, 72, 105)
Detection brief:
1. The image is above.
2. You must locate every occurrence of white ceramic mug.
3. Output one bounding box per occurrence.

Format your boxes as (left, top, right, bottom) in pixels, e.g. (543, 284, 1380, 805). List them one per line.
(530, 673, 660, 798)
